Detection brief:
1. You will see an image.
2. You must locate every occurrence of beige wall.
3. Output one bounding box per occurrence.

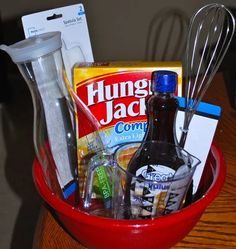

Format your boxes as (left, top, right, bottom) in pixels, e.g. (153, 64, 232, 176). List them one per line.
(1, 0, 236, 61)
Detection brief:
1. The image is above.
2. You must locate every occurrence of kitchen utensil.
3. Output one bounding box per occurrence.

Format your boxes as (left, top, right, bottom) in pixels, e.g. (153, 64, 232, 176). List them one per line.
(179, 3, 235, 147)
(0, 32, 78, 201)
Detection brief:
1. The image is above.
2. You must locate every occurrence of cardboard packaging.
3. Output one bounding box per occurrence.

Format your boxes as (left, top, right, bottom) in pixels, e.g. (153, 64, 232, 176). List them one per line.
(73, 61, 182, 147)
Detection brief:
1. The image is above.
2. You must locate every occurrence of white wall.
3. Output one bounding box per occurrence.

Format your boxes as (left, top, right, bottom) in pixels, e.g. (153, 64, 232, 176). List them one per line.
(1, 0, 236, 61)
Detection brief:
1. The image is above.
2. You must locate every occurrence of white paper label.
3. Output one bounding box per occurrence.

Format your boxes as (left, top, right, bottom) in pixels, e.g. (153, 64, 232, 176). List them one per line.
(130, 164, 191, 218)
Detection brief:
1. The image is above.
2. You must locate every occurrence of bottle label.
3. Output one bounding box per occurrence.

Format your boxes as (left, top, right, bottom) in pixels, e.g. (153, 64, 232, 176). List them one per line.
(130, 164, 190, 218)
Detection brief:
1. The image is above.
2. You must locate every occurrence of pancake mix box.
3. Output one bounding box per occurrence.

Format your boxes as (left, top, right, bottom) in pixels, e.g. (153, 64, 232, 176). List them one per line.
(73, 61, 182, 198)
(73, 61, 182, 154)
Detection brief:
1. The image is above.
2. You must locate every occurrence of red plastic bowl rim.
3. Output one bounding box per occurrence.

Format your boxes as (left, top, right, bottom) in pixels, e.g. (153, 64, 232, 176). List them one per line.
(33, 143, 226, 228)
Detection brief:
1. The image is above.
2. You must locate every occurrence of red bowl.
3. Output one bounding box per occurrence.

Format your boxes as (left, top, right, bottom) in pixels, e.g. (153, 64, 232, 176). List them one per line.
(33, 144, 225, 249)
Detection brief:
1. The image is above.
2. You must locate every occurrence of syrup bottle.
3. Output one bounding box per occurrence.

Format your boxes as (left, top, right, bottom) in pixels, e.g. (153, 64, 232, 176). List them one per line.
(124, 70, 186, 219)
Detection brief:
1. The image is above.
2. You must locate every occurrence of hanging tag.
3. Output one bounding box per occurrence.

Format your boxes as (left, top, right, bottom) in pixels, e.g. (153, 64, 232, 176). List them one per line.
(21, 3, 94, 83)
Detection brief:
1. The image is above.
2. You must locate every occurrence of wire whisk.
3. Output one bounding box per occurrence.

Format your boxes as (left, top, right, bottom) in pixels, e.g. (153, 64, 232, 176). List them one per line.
(179, 3, 235, 147)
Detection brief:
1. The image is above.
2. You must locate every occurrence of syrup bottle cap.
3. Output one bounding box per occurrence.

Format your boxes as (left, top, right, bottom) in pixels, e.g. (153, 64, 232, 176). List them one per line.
(152, 70, 177, 93)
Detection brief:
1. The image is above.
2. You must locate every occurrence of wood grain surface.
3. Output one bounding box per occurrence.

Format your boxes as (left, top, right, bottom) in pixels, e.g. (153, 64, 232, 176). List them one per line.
(33, 73, 236, 249)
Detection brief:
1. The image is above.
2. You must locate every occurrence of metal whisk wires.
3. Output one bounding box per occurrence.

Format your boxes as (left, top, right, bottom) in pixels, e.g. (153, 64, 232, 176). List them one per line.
(179, 3, 235, 147)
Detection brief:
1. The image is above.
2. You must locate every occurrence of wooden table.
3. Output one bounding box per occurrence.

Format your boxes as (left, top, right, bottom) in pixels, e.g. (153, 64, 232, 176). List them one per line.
(33, 73, 236, 249)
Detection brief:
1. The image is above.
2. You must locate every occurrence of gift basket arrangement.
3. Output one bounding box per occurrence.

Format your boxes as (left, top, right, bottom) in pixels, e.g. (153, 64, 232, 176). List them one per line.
(1, 3, 234, 249)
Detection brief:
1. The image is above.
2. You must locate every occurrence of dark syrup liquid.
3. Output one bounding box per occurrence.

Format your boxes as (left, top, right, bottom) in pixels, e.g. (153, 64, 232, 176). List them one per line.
(124, 93, 188, 219)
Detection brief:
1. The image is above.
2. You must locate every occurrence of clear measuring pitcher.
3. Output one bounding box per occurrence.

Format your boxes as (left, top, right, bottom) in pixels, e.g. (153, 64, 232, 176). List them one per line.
(81, 140, 201, 219)
(0, 32, 79, 202)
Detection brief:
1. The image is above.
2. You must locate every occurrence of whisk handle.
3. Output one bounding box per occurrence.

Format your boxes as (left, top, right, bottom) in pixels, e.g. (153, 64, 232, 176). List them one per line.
(179, 130, 188, 148)
(178, 107, 194, 148)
